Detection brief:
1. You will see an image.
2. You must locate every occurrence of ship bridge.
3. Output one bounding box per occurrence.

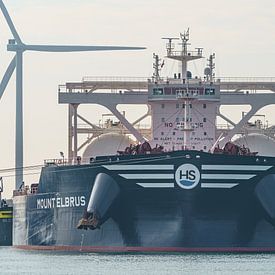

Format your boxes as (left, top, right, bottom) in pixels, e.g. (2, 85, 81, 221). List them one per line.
(147, 80, 220, 102)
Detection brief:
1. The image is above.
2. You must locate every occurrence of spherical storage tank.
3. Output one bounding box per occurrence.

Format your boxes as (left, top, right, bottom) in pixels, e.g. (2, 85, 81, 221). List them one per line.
(82, 133, 134, 161)
(234, 133, 275, 157)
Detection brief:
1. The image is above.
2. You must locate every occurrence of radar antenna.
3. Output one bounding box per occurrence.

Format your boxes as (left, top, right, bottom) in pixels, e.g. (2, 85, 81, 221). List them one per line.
(162, 37, 179, 55)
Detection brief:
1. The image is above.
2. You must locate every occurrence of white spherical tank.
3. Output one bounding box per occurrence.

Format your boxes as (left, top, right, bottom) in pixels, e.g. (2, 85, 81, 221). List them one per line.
(82, 133, 134, 161)
(234, 133, 275, 157)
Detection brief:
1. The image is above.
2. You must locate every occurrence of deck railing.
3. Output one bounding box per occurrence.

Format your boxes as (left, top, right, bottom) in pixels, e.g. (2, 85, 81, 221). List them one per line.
(82, 76, 150, 82)
(217, 77, 275, 82)
(58, 76, 275, 94)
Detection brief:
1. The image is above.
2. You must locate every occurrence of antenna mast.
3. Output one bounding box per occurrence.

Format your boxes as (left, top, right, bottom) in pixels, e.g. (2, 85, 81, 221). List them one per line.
(207, 53, 215, 82)
(153, 53, 164, 81)
(180, 28, 190, 56)
(163, 29, 203, 81)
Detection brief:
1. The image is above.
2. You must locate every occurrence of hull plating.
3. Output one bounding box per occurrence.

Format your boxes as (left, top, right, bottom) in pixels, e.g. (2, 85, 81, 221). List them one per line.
(13, 151, 275, 251)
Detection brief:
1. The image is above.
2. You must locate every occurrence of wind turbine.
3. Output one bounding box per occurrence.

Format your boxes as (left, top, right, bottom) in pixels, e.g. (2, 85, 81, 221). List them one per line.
(0, 0, 145, 189)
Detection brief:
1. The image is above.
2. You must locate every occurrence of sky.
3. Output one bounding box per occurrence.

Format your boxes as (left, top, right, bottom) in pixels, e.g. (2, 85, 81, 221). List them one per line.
(1, 0, 275, 197)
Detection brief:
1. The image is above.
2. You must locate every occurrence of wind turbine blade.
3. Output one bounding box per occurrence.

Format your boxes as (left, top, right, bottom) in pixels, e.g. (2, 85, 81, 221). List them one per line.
(0, 0, 22, 43)
(24, 45, 146, 52)
(0, 56, 16, 101)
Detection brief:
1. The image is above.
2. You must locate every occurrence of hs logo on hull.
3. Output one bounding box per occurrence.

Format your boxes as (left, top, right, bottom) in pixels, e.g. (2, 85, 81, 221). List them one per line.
(175, 164, 200, 189)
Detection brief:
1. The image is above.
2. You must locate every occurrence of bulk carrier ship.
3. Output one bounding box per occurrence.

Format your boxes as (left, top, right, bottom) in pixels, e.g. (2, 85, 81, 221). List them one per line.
(11, 29, 275, 252)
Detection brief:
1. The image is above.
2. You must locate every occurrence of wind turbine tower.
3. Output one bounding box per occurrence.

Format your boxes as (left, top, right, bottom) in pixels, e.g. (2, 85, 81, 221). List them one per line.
(0, 0, 145, 189)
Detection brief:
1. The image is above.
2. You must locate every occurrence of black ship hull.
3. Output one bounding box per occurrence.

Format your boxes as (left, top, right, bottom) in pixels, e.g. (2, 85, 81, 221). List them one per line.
(13, 151, 275, 252)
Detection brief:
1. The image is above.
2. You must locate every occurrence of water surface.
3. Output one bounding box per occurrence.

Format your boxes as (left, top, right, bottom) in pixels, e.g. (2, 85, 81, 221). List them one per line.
(1, 247, 275, 274)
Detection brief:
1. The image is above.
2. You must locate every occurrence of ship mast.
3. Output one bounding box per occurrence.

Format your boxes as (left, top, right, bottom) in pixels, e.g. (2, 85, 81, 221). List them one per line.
(205, 53, 215, 82)
(164, 29, 203, 81)
(179, 30, 190, 80)
(183, 92, 192, 150)
(164, 29, 204, 149)
(152, 53, 164, 82)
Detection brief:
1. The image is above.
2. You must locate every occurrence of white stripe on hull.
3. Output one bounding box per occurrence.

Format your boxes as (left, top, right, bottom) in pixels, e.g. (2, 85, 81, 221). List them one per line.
(104, 165, 174, 170)
(201, 174, 256, 180)
(201, 183, 239, 188)
(136, 182, 174, 188)
(119, 174, 174, 179)
(202, 165, 272, 171)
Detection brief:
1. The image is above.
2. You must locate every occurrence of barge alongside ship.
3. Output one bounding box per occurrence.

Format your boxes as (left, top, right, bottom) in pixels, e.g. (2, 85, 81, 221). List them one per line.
(0, 178, 12, 246)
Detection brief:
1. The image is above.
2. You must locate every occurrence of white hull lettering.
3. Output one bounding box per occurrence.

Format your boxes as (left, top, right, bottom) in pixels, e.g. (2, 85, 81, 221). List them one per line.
(37, 196, 86, 209)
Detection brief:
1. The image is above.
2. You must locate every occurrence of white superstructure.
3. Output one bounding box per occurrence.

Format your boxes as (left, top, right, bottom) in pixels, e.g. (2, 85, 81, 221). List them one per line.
(149, 32, 219, 151)
(57, 30, 275, 162)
